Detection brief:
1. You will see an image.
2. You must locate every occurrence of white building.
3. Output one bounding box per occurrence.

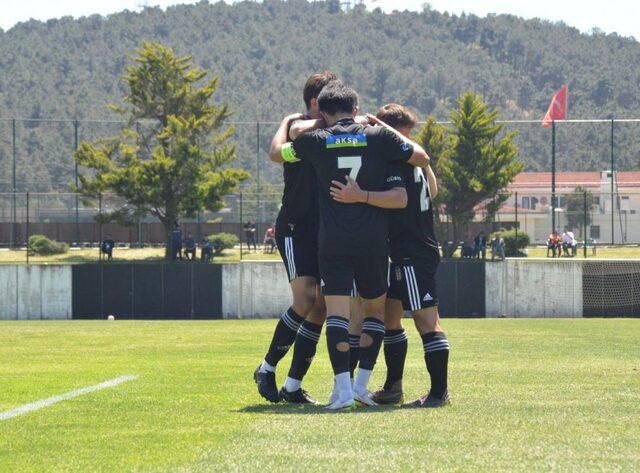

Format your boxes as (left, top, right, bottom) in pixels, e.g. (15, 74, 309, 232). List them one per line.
(492, 171, 640, 243)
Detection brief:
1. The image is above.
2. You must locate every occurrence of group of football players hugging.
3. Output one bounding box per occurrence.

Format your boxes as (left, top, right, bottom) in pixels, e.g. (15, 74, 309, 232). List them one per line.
(253, 72, 450, 410)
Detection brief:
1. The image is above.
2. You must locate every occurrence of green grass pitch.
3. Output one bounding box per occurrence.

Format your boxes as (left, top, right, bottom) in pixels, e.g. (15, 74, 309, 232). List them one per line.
(1, 319, 639, 471)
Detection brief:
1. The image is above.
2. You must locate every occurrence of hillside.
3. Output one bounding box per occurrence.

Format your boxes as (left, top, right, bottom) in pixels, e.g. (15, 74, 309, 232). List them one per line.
(1, 0, 639, 191)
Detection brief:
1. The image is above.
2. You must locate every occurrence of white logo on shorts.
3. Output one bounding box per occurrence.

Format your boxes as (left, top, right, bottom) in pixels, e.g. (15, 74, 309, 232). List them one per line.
(423, 293, 433, 302)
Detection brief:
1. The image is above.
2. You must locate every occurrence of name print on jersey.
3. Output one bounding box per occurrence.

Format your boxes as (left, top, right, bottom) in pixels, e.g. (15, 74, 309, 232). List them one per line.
(326, 133, 367, 149)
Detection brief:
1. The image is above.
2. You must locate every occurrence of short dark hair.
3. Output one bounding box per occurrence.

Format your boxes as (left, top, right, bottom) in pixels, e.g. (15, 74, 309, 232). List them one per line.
(376, 103, 418, 129)
(303, 71, 338, 109)
(317, 81, 358, 115)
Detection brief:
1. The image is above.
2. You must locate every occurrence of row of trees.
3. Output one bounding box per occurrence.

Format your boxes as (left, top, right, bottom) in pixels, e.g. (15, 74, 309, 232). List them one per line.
(73, 42, 524, 259)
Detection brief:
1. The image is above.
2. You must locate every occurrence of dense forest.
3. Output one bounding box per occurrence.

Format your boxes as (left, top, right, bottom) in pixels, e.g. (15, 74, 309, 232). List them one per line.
(1, 0, 639, 192)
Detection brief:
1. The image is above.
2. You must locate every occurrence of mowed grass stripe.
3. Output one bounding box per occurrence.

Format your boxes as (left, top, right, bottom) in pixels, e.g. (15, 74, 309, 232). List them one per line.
(0, 319, 638, 472)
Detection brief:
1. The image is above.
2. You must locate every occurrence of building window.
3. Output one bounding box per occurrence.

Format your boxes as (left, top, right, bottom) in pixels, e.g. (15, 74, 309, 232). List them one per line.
(531, 197, 538, 210)
(540, 196, 548, 206)
(522, 196, 530, 209)
(590, 225, 600, 239)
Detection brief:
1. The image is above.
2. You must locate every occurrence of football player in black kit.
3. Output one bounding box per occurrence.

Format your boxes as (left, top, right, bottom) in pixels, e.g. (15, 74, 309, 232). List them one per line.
(272, 82, 430, 409)
(332, 103, 450, 408)
(254, 72, 337, 405)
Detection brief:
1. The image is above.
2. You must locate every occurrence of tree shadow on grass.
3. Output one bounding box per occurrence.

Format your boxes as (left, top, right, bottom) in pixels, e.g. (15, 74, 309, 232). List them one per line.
(236, 403, 398, 415)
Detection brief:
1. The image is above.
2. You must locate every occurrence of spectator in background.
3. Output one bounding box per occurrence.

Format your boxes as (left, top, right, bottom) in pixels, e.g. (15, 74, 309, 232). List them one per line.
(547, 230, 562, 257)
(244, 220, 257, 252)
(101, 234, 115, 261)
(474, 231, 487, 259)
(491, 234, 505, 261)
(201, 238, 213, 263)
(263, 224, 276, 253)
(562, 226, 578, 257)
(171, 223, 183, 260)
(184, 232, 196, 260)
(460, 235, 475, 258)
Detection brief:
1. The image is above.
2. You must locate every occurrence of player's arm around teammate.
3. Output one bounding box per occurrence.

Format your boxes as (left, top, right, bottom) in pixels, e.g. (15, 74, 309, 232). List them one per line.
(269, 114, 320, 163)
(330, 175, 407, 208)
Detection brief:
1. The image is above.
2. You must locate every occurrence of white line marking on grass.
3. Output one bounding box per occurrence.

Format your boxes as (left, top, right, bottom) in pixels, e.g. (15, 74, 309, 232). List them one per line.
(0, 375, 138, 421)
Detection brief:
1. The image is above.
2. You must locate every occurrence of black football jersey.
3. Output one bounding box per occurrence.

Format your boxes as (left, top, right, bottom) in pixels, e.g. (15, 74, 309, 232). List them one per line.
(276, 115, 319, 227)
(388, 163, 439, 261)
(287, 118, 413, 256)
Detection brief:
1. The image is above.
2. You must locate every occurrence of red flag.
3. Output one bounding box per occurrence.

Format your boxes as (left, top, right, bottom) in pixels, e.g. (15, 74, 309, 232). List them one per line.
(542, 86, 567, 127)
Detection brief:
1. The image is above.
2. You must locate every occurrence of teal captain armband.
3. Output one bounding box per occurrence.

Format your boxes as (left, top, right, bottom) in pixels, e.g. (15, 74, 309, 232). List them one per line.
(281, 143, 301, 163)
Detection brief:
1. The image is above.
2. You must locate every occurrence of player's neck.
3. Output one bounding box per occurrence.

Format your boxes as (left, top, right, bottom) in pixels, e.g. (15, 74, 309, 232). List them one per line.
(306, 109, 320, 120)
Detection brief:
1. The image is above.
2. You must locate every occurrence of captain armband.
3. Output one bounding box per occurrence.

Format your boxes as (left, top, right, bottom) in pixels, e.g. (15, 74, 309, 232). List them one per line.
(281, 143, 301, 163)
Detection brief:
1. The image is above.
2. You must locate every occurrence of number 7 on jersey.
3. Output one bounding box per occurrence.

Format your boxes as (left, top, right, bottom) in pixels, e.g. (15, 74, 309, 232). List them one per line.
(338, 156, 362, 180)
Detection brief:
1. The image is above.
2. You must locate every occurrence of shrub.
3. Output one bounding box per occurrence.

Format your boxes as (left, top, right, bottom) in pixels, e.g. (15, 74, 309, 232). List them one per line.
(28, 234, 69, 256)
(498, 228, 530, 257)
(207, 233, 239, 255)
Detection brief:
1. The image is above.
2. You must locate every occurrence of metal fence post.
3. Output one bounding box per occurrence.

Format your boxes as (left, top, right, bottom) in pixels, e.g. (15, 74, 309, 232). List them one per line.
(98, 192, 103, 263)
(514, 191, 518, 240)
(551, 120, 556, 234)
(197, 210, 202, 243)
(26, 191, 30, 264)
(11, 118, 16, 249)
(256, 121, 261, 224)
(74, 120, 80, 247)
(239, 192, 243, 261)
(610, 118, 615, 245)
(583, 191, 588, 258)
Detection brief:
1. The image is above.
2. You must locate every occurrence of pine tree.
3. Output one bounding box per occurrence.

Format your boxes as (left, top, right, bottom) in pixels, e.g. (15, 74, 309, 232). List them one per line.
(438, 92, 523, 255)
(73, 41, 249, 259)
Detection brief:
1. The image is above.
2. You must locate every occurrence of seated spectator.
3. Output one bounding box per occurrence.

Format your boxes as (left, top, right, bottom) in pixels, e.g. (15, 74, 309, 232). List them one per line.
(201, 239, 213, 263)
(547, 230, 562, 257)
(100, 234, 115, 261)
(263, 225, 276, 254)
(171, 223, 183, 261)
(474, 231, 487, 259)
(562, 227, 578, 257)
(183, 232, 196, 260)
(491, 235, 505, 261)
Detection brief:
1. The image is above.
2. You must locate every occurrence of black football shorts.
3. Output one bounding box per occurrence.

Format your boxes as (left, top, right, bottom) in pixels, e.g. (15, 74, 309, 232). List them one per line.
(276, 222, 320, 282)
(319, 253, 389, 299)
(388, 255, 440, 311)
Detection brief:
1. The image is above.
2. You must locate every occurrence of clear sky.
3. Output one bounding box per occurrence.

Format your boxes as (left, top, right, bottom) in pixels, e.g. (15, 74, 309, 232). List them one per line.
(1, 0, 639, 40)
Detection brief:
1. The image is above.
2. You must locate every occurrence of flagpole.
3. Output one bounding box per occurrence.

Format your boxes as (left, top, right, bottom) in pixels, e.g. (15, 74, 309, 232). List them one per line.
(551, 120, 556, 234)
